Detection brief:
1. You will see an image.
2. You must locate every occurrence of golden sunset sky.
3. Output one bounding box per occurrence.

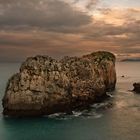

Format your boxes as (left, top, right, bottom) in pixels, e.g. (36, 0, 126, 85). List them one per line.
(0, 0, 140, 61)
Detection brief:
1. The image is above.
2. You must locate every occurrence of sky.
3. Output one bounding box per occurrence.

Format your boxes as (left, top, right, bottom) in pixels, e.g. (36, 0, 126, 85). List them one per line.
(0, 0, 140, 62)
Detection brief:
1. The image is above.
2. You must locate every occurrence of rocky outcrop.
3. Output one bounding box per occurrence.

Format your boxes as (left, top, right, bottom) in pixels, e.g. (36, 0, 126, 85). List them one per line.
(133, 83, 140, 93)
(2, 51, 116, 117)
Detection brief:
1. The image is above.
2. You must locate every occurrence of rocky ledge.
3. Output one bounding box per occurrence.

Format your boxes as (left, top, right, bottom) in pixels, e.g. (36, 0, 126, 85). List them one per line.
(2, 51, 116, 117)
(133, 83, 140, 93)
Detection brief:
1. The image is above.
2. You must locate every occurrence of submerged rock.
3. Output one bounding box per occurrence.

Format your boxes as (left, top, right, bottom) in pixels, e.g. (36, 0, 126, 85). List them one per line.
(133, 83, 140, 93)
(2, 51, 116, 117)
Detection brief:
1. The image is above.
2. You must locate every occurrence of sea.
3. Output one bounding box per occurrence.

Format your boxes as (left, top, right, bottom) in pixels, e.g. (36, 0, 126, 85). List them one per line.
(0, 62, 140, 140)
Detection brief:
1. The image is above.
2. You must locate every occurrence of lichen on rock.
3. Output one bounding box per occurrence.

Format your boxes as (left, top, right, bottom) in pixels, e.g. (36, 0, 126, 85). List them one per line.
(2, 51, 116, 117)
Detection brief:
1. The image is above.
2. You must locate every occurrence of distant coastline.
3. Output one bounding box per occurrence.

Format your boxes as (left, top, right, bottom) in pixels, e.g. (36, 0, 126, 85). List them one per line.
(121, 59, 140, 62)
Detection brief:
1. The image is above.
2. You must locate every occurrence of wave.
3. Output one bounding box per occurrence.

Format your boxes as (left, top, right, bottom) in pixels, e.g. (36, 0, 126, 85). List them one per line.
(47, 101, 113, 120)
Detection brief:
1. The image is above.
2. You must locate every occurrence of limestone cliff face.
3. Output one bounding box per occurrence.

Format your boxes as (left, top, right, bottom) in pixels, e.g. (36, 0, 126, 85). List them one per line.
(2, 51, 116, 116)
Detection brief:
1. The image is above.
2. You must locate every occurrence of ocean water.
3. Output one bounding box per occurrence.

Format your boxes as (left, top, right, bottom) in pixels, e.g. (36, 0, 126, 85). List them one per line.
(0, 62, 140, 140)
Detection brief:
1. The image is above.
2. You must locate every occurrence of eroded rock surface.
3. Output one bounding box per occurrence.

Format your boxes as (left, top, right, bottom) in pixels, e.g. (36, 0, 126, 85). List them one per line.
(2, 51, 116, 116)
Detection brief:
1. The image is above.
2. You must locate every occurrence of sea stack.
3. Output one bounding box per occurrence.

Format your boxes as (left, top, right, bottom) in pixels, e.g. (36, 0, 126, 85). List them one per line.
(2, 51, 116, 117)
(133, 83, 140, 93)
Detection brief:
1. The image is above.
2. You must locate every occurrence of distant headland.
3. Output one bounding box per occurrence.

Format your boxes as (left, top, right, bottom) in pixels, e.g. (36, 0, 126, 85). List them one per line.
(121, 58, 140, 62)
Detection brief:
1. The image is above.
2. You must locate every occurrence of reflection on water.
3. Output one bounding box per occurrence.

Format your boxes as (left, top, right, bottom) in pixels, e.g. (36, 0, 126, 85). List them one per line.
(0, 62, 140, 140)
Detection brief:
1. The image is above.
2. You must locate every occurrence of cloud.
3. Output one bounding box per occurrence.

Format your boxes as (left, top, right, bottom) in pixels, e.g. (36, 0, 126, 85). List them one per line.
(0, 1, 139, 61)
(94, 8, 140, 25)
(81, 8, 140, 55)
(0, 0, 92, 32)
(82, 19, 140, 53)
(0, 30, 86, 62)
(86, 0, 99, 10)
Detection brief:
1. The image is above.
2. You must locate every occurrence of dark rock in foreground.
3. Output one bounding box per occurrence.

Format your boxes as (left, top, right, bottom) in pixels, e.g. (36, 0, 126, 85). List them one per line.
(133, 83, 140, 93)
(2, 51, 116, 117)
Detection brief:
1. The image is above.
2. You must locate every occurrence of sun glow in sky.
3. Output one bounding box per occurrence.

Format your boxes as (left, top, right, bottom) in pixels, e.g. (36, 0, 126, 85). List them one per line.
(0, 0, 140, 62)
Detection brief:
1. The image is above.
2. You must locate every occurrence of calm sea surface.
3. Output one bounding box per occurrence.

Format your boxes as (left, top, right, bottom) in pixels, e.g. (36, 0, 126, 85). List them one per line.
(0, 62, 140, 140)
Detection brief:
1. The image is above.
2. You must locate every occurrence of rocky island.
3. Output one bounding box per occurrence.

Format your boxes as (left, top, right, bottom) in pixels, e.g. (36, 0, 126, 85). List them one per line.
(133, 83, 140, 93)
(2, 51, 116, 117)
